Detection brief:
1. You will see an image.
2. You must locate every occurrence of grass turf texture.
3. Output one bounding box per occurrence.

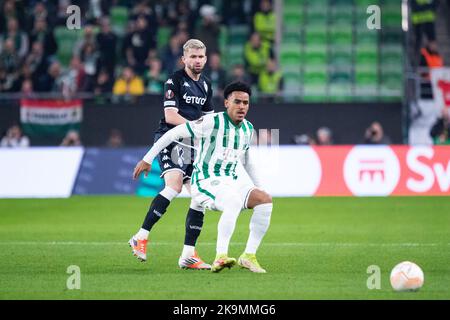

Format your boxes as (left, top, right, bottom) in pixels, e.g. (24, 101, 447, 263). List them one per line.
(0, 196, 449, 300)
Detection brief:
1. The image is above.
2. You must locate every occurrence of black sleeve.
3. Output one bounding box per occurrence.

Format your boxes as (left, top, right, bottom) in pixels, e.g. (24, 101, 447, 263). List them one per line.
(202, 80, 214, 113)
(163, 74, 181, 110)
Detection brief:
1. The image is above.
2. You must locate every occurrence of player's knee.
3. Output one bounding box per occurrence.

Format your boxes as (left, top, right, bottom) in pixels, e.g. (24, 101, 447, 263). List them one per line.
(254, 190, 272, 204)
(261, 191, 272, 204)
(165, 180, 183, 193)
(247, 189, 272, 209)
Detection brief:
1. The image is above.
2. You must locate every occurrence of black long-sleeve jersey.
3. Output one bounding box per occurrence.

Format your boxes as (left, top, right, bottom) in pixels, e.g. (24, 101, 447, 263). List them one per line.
(156, 68, 214, 134)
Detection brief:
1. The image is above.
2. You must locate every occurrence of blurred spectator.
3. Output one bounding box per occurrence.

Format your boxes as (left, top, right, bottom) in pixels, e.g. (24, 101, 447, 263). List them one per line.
(430, 108, 450, 145)
(411, 0, 437, 63)
(204, 51, 227, 100)
(123, 16, 156, 75)
(258, 58, 283, 102)
(292, 134, 316, 145)
(21, 78, 35, 98)
(94, 68, 113, 95)
(420, 41, 443, 77)
(35, 60, 63, 92)
(144, 57, 166, 94)
(56, 0, 72, 26)
(113, 66, 145, 100)
(364, 122, 391, 144)
(0, 68, 13, 92)
(86, 0, 108, 24)
(253, 0, 276, 44)
(27, 1, 54, 31)
(244, 32, 273, 85)
(80, 42, 100, 91)
(161, 33, 182, 75)
(0, 0, 26, 34)
(106, 128, 124, 148)
(411, 0, 437, 42)
(74, 25, 97, 57)
(167, 0, 196, 35)
(96, 17, 117, 78)
(25, 41, 48, 85)
(222, 0, 248, 26)
(29, 18, 57, 58)
(419, 41, 443, 99)
(61, 56, 86, 95)
(227, 64, 252, 84)
(316, 127, 333, 145)
(0, 38, 20, 88)
(130, 1, 158, 35)
(60, 130, 82, 146)
(195, 4, 220, 55)
(176, 29, 189, 48)
(0, 18, 29, 60)
(1, 124, 30, 147)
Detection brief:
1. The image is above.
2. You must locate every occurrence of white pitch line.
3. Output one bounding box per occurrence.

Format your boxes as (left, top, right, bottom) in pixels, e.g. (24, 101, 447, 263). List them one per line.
(0, 241, 448, 247)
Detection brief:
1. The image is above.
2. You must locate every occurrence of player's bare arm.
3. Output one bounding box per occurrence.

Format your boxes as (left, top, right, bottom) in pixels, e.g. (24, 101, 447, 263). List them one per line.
(164, 108, 189, 126)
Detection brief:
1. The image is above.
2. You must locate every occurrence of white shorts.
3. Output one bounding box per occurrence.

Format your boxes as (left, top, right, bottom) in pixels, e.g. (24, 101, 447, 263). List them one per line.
(191, 176, 256, 211)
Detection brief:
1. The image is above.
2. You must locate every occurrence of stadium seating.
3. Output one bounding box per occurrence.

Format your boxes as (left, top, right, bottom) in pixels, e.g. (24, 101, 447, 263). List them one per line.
(279, 0, 404, 102)
(55, 27, 83, 66)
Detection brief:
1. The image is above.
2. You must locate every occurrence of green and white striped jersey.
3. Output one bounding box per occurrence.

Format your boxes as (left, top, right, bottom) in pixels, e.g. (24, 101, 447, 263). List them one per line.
(185, 112, 254, 183)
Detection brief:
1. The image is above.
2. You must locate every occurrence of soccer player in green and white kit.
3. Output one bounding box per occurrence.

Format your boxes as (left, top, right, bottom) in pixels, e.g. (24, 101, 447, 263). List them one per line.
(133, 82, 273, 273)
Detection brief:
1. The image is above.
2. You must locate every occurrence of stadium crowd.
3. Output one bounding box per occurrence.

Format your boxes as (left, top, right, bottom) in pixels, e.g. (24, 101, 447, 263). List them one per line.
(0, 0, 282, 102)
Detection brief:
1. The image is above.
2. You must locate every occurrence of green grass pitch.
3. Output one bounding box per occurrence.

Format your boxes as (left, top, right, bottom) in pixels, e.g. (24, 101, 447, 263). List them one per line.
(0, 196, 449, 300)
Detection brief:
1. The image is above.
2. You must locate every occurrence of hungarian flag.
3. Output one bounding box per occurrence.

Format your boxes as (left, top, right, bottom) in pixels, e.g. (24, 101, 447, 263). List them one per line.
(20, 99, 83, 140)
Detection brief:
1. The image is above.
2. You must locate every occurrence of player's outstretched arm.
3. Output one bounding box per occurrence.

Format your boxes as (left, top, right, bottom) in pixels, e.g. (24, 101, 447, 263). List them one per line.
(132, 124, 193, 180)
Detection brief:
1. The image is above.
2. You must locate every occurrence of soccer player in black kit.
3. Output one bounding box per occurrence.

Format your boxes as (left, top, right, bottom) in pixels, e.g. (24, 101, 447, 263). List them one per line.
(130, 39, 214, 269)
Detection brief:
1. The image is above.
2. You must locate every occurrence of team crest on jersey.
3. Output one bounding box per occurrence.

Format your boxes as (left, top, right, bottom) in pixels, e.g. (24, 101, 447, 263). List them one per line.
(165, 78, 173, 85)
(165, 89, 174, 99)
(203, 81, 208, 93)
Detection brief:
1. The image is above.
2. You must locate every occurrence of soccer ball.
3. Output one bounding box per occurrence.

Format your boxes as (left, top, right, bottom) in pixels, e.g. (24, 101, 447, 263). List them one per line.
(390, 261, 424, 292)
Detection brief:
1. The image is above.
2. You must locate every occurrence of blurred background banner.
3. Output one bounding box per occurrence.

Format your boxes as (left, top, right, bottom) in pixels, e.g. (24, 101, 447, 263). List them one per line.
(1, 146, 449, 198)
(72, 147, 163, 196)
(0, 147, 83, 198)
(431, 67, 450, 109)
(20, 99, 83, 141)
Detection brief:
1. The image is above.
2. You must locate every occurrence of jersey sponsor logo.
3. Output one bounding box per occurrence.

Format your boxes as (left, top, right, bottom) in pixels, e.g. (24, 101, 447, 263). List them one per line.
(165, 89, 174, 99)
(211, 180, 220, 186)
(189, 225, 202, 230)
(183, 92, 206, 105)
(165, 78, 173, 85)
(163, 163, 171, 169)
(183, 81, 190, 87)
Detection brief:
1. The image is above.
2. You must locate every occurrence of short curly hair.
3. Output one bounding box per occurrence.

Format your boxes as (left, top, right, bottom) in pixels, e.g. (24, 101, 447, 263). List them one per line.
(223, 81, 252, 100)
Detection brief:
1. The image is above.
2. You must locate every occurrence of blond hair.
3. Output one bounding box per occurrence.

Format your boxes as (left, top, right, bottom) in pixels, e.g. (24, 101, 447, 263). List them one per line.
(183, 39, 206, 55)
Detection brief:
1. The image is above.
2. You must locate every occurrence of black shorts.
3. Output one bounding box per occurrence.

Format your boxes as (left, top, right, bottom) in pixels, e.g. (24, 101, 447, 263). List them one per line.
(154, 132, 194, 183)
